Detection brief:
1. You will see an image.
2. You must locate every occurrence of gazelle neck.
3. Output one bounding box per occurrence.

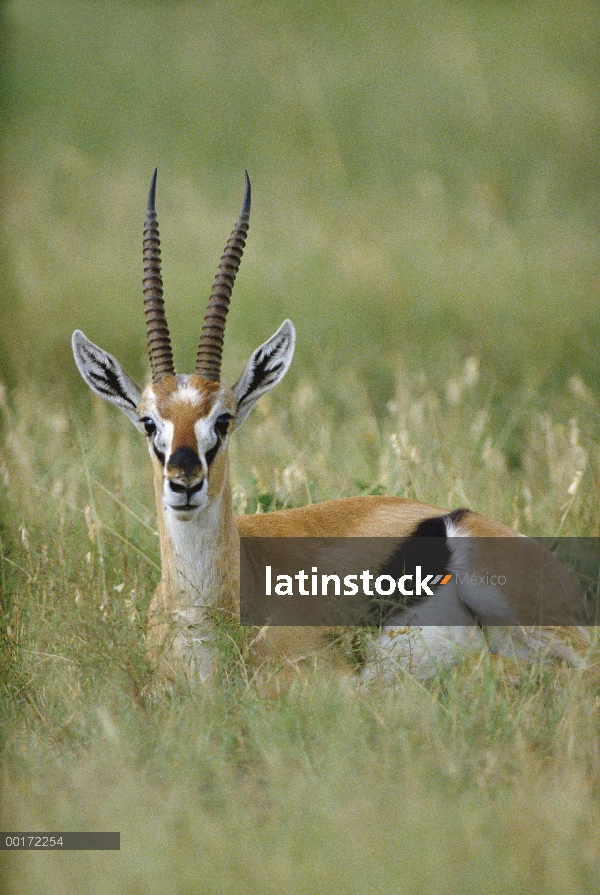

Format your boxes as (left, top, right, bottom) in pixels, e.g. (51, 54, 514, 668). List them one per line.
(154, 458, 240, 618)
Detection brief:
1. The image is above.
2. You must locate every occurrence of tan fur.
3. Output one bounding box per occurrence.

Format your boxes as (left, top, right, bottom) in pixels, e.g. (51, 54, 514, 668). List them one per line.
(237, 496, 448, 538)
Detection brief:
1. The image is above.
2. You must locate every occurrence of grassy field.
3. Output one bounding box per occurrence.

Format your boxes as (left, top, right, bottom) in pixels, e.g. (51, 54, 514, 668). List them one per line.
(2, 1, 600, 892)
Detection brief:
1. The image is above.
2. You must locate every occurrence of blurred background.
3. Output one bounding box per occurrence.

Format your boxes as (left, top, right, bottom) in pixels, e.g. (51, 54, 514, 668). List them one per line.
(1, 0, 600, 443)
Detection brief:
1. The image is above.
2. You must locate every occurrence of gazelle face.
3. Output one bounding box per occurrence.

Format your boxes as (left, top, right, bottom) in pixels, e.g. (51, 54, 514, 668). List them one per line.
(72, 171, 295, 522)
(138, 374, 236, 518)
(72, 320, 295, 521)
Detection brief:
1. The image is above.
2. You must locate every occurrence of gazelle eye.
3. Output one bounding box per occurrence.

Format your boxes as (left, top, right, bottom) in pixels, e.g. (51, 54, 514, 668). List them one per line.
(142, 417, 157, 437)
(215, 413, 232, 438)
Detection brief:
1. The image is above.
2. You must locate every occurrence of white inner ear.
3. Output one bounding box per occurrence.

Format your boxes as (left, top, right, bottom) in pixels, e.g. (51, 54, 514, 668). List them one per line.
(232, 320, 295, 429)
(72, 330, 142, 426)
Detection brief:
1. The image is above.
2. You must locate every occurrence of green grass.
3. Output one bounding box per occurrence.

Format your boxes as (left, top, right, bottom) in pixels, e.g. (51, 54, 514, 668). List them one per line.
(2, 0, 600, 891)
(2, 365, 600, 893)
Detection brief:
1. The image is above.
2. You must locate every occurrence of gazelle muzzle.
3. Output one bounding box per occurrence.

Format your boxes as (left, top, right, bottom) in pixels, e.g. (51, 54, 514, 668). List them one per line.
(164, 445, 207, 512)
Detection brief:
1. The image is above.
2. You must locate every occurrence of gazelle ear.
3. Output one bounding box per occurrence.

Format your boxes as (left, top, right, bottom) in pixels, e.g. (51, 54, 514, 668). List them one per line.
(231, 320, 295, 430)
(72, 330, 142, 427)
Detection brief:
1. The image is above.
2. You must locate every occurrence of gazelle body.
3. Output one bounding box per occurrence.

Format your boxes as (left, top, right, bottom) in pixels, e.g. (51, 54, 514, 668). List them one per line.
(73, 171, 591, 684)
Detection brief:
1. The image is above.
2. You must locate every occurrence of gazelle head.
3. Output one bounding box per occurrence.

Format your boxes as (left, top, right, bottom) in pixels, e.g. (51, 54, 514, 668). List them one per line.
(73, 171, 295, 520)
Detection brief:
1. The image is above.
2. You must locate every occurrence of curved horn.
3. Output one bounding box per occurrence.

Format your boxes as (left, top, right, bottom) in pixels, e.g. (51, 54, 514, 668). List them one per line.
(143, 169, 175, 382)
(195, 171, 251, 380)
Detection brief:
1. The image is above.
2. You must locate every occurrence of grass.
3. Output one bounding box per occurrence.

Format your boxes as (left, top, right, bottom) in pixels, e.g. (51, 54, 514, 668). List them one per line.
(2, 0, 600, 891)
(2, 363, 600, 893)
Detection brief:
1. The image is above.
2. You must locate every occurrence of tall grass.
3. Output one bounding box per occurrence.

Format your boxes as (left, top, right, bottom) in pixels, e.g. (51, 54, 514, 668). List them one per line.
(2, 1, 600, 891)
(1, 364, 600, 892)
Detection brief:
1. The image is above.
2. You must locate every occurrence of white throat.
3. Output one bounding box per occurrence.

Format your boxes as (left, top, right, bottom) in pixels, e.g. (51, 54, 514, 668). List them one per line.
(164, 497, 222, 603)
(162, 488, 239, 614)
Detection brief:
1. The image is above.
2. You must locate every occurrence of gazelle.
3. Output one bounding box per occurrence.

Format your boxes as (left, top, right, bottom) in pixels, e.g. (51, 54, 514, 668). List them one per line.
(72, 171, 591, 684)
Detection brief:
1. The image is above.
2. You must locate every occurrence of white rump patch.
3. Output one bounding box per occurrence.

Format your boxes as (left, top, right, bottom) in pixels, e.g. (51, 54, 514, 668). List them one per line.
(444, 517, 516, 625)
(362, 623, 487, 683)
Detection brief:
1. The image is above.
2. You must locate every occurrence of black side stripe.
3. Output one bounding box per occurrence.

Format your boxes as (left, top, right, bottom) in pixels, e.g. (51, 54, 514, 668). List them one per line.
(446, 507, 470, 527)
(366, 517, 448, 624)
(364, 508, 473, 625)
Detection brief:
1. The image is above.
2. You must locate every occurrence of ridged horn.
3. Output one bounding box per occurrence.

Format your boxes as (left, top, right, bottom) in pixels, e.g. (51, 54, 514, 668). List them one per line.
(195, 171, 251, 380)
(143, 169, 175, 382)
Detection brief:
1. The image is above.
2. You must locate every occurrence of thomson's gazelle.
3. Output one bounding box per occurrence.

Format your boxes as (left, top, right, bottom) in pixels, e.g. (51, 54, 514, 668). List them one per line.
(72, 171, 590, 683)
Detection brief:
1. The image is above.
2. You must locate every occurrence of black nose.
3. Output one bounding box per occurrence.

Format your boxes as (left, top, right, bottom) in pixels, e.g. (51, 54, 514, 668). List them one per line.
(167, 446, 202, 480)
(168, 480, 204, 497)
